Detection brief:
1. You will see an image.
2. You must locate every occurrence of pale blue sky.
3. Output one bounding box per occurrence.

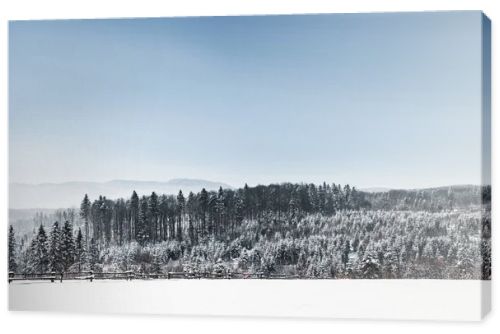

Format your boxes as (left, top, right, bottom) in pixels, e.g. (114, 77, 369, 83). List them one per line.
(9, 12, 486, 189)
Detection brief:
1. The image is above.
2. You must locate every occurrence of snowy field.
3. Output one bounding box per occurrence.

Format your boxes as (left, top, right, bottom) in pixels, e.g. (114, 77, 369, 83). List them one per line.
(9, 279, 490, 321)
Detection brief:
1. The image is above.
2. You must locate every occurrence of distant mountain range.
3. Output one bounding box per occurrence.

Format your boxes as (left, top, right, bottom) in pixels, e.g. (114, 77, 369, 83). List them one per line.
(9, 179, 233, 209)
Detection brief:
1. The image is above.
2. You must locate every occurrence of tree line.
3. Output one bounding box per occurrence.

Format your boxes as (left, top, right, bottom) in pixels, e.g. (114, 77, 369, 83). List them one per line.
(79, 183, 370, 248)
(9, 221, 100, 275)
(8, 183, 490, 279)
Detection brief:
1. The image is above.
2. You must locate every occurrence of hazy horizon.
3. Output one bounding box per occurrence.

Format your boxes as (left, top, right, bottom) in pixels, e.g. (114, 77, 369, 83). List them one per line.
(9, 177, 483, 190)
(9, 178, 484, 190)
(9, 12, 487, 190)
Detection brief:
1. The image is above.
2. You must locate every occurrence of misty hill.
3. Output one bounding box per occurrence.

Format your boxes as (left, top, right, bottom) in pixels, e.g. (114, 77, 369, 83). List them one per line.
(359, 187, 391, 193)
(364, 184, 485, 211)
(9, 179, 233, 209)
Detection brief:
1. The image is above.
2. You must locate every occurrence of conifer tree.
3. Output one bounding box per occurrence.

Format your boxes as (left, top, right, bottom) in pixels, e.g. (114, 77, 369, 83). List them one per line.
(199, 188, 208, 236)
(113, 199, 127, 245)
(88, 238, 100, 272)
(341, 240, 350, 269)
(100, 197, 112, 245)
(243, 183, 253, 219)
(359, 250, 381, 279)
(8, 225, 17, 273)
(49, 221, 63, 272)
(61, 221, 75, 271)
(148, 192, 159, 243)
(187, 192, 196, 244)
(215, 187, 225, 236)
(137, 196, 150, 245)
(32, 225, 49, 274)
(129, 191, 140, 242)
(151, 250, 162, 274)
(75, 228, 86, 272)
(80, 194, 91, 245)
(176, 190, 185, 241)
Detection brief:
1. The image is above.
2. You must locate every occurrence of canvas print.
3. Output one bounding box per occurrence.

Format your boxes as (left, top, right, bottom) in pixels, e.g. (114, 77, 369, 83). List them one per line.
(8, 11, 491, 319)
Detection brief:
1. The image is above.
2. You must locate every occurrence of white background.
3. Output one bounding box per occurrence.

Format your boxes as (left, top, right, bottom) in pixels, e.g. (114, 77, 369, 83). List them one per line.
(0, 0, 498, 332)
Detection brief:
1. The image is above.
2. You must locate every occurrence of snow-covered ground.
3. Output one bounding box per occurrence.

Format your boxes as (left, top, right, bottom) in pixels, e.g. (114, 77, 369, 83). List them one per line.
(9, 279, 490, 321)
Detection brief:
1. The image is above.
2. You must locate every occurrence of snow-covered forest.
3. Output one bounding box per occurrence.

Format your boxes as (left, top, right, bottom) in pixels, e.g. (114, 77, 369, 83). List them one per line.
(8, 183, 491, 280)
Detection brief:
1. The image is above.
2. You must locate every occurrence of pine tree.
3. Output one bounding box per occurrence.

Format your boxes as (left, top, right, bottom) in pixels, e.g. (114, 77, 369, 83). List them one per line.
(341, 239, 350, 269)
(33, 225, 49, 274)
(99, 197, 112, 245)
(151, 250, 162, 274)
(199, 188, 209, 236)
(481, 239, 492, 280)
(235, 195, 244, 223)
(75, 228, 86, 272)
(176, 191, 185, 241)
(48, 221, 63, 272)
(359, 250, 381, 279)
(243, 183, 253, 219)
(88, 238, 100, 272)
(158, 195, 170, 241)
(8, 225, 17, 273)
(215, 187, 225, 236)
(113, 199, 127, 245)
(60, 221, 75, 271)
(187, 192, 196, 244)
(80, 194, 91, 246)
(148, 192, 159, 243)
(136, 196, 150, 245)
(233, 194, 244, 237)
(20, 245, 35, 274)
(129, 191, 140, 242)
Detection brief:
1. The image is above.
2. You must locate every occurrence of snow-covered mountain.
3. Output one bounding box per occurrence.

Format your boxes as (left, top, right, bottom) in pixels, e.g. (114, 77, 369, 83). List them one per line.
(9, 179, 233, 209)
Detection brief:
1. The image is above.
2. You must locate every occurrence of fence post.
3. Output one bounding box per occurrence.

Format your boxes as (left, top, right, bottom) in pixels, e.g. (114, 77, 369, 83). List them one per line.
(60, 273, 63, 283)
(89, 271, 94, 282)
(50, 271, 55, 283)
(8, 271, 14, 284)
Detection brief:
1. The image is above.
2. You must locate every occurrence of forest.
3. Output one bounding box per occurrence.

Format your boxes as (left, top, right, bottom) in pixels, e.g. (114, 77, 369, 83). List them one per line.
(8, 182, 491, 280)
